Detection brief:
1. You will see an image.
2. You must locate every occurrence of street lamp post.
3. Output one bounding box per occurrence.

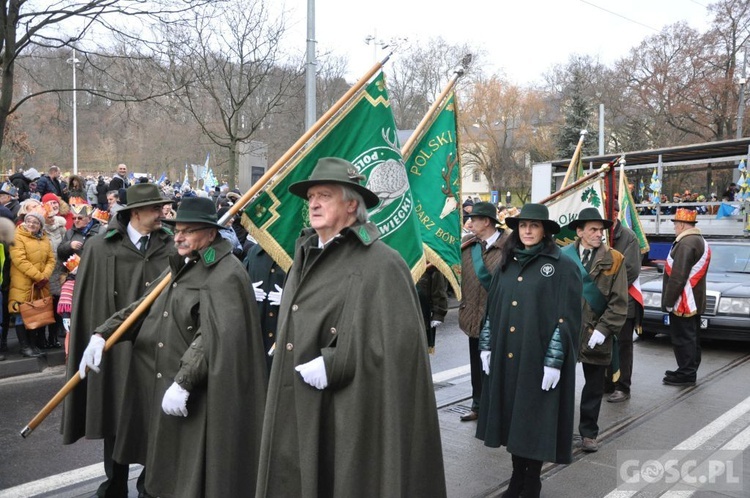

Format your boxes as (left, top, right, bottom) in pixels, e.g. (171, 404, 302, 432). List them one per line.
(66, 49, 80, 175)
(737, 48, 747, 139)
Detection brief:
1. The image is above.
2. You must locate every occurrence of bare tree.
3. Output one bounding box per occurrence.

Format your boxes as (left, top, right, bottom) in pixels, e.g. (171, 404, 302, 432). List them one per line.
(152, 0, 303, 187)
(387, 37, 478, 129)
(459, 75, 551, 203)
(0, 0, 213, 156)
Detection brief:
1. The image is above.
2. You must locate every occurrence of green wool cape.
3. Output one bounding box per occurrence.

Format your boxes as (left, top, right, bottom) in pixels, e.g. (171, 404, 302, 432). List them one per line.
(477, 243, 582, 464)
(255, 222, 447, 498)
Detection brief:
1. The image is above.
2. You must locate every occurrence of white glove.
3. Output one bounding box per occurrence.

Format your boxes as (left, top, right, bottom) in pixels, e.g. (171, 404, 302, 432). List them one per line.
(62, 318, 71, 332)
(267, 284, 283, 306)
(252, 281, 267, 302)
(588, 329, 606, 349)
(79, 334, 105, 379)
(541, 366, 561, 391)
(295, 356, 328, 389)
(480, 351, 491, 375)
(161, 382, 189, 417)
(430, 320, 442, 329)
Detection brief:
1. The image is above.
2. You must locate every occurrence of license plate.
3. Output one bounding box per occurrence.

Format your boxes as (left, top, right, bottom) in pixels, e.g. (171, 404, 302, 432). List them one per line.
(663, 314, 708, 328)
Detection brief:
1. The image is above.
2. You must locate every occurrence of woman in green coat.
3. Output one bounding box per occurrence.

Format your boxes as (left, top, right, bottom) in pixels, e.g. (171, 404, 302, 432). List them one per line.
(477, 204, 582, 498)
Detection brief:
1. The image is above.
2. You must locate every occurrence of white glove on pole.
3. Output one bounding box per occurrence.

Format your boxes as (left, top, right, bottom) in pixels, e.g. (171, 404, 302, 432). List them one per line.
(252, 281, 267, 302)
(79, 334, 105, 379)
(162, 382, 190, 417)
(541, 366, 561, 391)
(430, 320, 442, 329)
(295, 356, 328, 389)
(480, 351, 491, 375)
(267, 284, 283, 306)
(588, 329, 606, 349)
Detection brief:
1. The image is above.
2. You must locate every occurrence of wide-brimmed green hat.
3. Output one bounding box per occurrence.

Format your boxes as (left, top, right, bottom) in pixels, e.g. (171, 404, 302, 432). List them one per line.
(566, 207, 613, 231)
(162, 197, 224, 229)
(119, 183, 172, 211)
(465, 201, 500, 225)
(504, 203, 560, 234)
(288, 157, 380, 209)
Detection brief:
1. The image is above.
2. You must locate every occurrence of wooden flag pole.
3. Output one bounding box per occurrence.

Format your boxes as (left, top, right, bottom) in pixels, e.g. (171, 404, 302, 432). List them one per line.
(21, 55, 393, 438)
(400, 54, 471, 159)
(560, 130, 588, 188)
(217, 54, 392, 225)
(538, 162, 612, 205)
(20, 274, 172, 438)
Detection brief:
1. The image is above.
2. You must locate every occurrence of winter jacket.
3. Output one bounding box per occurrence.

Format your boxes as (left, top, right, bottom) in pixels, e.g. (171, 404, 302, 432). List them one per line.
(571, 241, 628, 365)
(459, 231, 509, 337)
(662, 228, 710, 316)
(612, 221, 642, 319)
(8, 225, 55, 312)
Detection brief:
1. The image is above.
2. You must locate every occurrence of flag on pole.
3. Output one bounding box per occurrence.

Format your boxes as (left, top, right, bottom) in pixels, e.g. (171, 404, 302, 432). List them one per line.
(617, 160, 646, 311)
(243, 71, 425, 279)
(545, 173, 606, 247)
(618, 162, 650, 255)
(575, 155, 585, 182)
(404, 92, 462, 299)
(181, 164, 191, 192)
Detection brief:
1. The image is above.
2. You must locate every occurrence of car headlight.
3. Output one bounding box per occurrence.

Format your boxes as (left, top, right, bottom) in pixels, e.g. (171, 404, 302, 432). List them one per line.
(642, 291, 662, 309)
(717, 297, 750, 315)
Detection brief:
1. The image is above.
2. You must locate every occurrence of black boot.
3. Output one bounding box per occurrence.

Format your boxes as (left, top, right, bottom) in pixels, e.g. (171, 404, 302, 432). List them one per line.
(0, 326, 8, 352)
(520, 459, 542, 498)
(503, 454, 526, 498)
(28, 328, 46, 357)
(16, 325, 41, 358)
(47, 325, 61, 348)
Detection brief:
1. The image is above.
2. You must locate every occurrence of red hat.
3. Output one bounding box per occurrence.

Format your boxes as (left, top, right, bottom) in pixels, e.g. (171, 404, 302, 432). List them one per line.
(42, 193, 60, 204)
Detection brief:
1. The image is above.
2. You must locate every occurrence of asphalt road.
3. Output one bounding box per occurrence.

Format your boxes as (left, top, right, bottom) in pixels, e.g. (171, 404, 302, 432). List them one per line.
(1, 307, 749, 497)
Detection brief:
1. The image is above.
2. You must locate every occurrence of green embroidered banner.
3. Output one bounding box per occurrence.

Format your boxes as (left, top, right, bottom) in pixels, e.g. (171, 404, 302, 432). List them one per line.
(243, 72, 425, 279)
(404, 92, 462, 299)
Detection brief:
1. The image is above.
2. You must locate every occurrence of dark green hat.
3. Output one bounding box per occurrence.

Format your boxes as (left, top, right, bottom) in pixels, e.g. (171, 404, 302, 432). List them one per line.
(119, 183, 172, 211)
(288, 157, 380, 209)
(465, 201, 500, 226)
(162, 197, 224, 229)
(504, 203, 560, 234)
(566, 207, 613, 231)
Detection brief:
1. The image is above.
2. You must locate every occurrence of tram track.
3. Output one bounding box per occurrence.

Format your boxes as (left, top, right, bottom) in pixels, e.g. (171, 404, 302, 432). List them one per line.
(436, 350, 750, 498)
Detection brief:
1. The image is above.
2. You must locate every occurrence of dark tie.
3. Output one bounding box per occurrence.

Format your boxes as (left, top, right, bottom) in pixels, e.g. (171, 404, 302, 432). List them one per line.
(581, 248, 591, 269)
(138, 235, 149, 253)
(480, 240, 488, 252)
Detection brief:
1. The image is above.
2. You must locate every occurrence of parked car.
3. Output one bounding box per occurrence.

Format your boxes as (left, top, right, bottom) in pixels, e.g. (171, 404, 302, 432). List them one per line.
(640, 238, 750, 341)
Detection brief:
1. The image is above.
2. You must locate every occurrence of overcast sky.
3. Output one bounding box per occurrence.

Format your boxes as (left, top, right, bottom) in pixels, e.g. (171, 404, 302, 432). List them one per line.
(279, 0, 714, 85)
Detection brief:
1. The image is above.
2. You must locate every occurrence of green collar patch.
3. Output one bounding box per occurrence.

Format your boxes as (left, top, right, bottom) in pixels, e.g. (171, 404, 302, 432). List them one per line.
(202, 246, 216, 264)
(104, 228, 119, 239)
(358, 226, 371, 243)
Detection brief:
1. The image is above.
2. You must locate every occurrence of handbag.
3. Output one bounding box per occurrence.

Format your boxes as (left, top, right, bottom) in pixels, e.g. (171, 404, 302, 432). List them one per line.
(19, 287, 56, 329)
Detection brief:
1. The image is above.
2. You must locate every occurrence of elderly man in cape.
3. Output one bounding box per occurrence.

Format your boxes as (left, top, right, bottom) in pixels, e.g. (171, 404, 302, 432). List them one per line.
(562, 207, 627, 453)
(662, 208, 711, 386)
(255, 157, 446, 498)
(79, 197, 267, 498)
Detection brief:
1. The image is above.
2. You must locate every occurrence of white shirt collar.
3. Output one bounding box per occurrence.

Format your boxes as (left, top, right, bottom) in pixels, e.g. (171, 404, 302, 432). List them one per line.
(482, 230, 501, 249)
(126, 222, 149, 248)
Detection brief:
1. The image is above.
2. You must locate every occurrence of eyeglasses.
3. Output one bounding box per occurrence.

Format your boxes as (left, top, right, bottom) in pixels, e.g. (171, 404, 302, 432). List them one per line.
(72, 216, 88, 220)
(173, 227, 211, 237)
